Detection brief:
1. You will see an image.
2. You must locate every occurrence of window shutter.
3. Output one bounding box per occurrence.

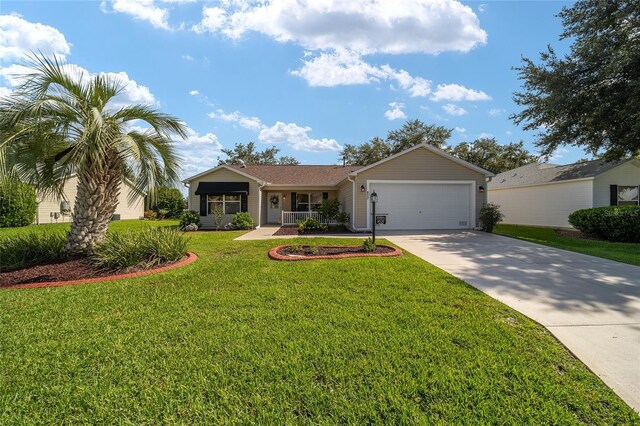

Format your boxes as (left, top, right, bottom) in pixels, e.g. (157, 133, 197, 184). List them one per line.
(291, 192, 297, 211)
(241, 194, 248, 212)
(610, 185, 618, 206)
(322, 192, 329, 200)
(200, 195, 207, 216)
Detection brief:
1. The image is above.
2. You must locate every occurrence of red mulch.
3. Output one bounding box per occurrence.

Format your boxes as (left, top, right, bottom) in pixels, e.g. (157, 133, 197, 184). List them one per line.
(279, 245, 394, 256)
(0, 258, 111, 287)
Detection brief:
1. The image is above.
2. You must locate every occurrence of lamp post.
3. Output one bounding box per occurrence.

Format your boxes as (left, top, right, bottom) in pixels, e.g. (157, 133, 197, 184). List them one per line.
(370, 191, 378, 243)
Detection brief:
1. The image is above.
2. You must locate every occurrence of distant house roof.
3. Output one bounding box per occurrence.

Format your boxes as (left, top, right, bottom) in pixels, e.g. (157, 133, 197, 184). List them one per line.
(490, 158, 635, 190)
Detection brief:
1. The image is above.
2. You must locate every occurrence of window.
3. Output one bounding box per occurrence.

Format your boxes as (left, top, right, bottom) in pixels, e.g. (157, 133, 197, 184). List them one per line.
(208, 194, 242, 214)
(296, 192, 322, 211)
(618, 186, 639, 206)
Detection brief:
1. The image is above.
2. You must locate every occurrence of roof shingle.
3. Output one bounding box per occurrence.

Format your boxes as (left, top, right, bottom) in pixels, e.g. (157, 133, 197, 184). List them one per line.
(226, 164, 363, 186)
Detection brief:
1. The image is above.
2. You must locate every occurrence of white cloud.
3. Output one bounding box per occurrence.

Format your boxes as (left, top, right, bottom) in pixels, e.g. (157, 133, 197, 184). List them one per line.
(442, 103, 467, 116)
(0, 86, 12, 98)
(549, 147, 569, 162)
(258, 122, 341, 152)
(431, 83, 491, 102)
(506, 130, 513, 135)
(188, 90, 199, 96)
(488, 108, 505, 116)
(478, 4, 488, 13)
(384, 102, 406, 120)
(478, 132, 493, 139)
(209, 108, 340, 152)
(455, 126, 466, 133)
(102, 0, 171, 30)
(0, 14, 71, 61)
(182, 54, 194, 61)
(194, 0, 486, 55)
(291, 49, 432, 97)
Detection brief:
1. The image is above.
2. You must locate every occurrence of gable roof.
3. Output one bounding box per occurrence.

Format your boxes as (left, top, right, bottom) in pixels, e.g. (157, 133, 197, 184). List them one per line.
(346, 143, 495, 179)
(183, 163, 362, 186)
(489, 158, 638, 190)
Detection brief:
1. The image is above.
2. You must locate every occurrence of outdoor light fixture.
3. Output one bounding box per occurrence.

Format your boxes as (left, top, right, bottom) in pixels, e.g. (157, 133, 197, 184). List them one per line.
(360, 184, 366, 192)
(370, 191, 378, 243)
(282, 194, 286, 200)
(478, 185, 485, 193)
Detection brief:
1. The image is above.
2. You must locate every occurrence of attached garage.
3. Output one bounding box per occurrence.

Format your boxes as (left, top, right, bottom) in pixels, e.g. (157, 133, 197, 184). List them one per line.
(368, 181, 475, 230)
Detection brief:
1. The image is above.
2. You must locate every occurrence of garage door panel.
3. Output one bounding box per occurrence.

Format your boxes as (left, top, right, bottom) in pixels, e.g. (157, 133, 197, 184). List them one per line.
(371, 182, 471, 230)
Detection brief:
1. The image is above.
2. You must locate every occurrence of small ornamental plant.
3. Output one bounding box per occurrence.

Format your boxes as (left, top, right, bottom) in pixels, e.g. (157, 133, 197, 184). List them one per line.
(210, 206, 225, 230)
(179, 210, 201, 230)
(231, 212, 255, 230)
(479, 203, 504, 233)
(362, 237, 376, 252)
(298, 216, 328, 233)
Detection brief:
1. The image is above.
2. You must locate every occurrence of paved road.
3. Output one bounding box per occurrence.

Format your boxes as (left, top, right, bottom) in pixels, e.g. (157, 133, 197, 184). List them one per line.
(381, 230, 640, 412)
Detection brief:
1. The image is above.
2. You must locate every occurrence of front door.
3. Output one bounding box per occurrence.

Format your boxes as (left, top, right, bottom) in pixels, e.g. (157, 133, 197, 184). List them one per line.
(267, 192, 282, 224)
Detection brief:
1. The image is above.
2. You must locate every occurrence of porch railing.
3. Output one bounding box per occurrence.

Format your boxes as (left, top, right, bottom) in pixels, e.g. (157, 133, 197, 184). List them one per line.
(281, 211, 338, 226)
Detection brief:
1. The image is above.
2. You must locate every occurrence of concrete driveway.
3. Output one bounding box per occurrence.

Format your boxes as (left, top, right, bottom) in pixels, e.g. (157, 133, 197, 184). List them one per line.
(381, 230, 640, 412)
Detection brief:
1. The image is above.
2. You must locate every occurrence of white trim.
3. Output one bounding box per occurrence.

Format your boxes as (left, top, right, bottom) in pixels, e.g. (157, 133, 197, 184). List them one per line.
(349, 144, 494, 178)
(488, 177, 595, 191)
(183, 164, 266, 184)
(366, 180, 477, 230)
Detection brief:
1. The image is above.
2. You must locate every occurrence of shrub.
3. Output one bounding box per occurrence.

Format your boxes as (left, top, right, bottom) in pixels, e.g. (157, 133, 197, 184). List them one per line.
(568, 206, 640, 242)
(298, 216, 328, 233)
(210, 206, 225, 230)
(143, 210, 157, 220)
(0, 231, 66, 271)
(231, 212, 255, 230)
(92, 227, 188, 271)
(151, 187, 185, 218)
(179, 210, 201, 230)
(0, 179, 37, 228)
(315, 199, 341, 222)
(479, 203, 504, 233)
(335, 212, 350, 226)
(362, 237, 376, 252)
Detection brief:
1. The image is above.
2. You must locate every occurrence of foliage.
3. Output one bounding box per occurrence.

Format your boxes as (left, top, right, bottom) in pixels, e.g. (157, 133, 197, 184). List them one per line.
(297, 216, 328, 233)
(92, 227, 188, 271)
(143, 210, 157, 220)
(335, 212, 350, 226)
(447, 138, 538, 174)
(0, 179, 37, 228)
(219, 142, 300, 165)
(179, 210, 201, 230)
(0, 231, 66, 271)
(315, 199, 341, 222)
(151, 187, 184, 218)
(494, 224, 640, 267)
(511, 1, 640, 160)
(340, 120, 452, 165)
(362, 237, 376, 252)
(210, 206, 225, 230)
(230, 212, 254, 230)
(0, 227, 637, 423)
(568, 206, 640, 243)
(0, 54, 186, 254)
(479, 203, 504, 233)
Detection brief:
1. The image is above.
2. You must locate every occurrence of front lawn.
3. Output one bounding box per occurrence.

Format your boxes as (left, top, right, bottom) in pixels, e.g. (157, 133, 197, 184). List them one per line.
(495, 224, 640, 266)
(0, 224, 637, 423)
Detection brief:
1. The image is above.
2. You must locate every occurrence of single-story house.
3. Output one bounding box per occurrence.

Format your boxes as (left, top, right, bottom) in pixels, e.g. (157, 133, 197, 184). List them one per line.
(36, 175, 145, 224)
(183, 143, 494, 231)
(487, 158, 640, 228)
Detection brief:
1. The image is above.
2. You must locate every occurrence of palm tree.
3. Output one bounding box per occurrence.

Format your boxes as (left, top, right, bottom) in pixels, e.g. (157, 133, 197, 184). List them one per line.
(0, 55, 186, 255)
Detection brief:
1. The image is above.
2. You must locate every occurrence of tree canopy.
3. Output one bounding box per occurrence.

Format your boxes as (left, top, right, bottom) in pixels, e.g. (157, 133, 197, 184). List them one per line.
(219, 142, 299, 165)
(511, 0, 640, 160)
(447, 138, 538, 174)
(340, 120, 452, 165)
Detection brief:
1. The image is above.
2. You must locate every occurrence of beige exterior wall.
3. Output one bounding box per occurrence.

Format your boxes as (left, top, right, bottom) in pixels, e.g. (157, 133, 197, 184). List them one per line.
(187, 167, 261, 228)
(36, 176, 144, 225)
(351, 147, 487, 229)
(592, 161, 640, 207)
(337, 179, 354, 228)
(488, 179, 593, 228)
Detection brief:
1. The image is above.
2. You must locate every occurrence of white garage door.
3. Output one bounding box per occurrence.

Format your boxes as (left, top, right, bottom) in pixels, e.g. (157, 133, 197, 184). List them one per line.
(370, 182, 473, 230)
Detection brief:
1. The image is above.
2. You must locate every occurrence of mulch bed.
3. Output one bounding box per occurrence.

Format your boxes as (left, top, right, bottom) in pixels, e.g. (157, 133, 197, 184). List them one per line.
(269, 245, 401, 261)
(0, 253, 198, 289)
(272, 226, 353, 236)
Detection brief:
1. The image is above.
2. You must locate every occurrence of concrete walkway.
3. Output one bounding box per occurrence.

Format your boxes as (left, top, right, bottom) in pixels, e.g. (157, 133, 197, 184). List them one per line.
(381, 230, 640, 412)
(235, 226, 367, 241)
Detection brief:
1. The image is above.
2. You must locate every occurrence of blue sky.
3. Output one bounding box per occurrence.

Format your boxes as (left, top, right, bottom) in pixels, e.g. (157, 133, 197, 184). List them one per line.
(0, 0, 580, 179)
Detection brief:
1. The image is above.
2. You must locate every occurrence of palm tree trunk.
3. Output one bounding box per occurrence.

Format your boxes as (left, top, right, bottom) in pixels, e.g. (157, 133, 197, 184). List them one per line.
(66, 170, 121, 255)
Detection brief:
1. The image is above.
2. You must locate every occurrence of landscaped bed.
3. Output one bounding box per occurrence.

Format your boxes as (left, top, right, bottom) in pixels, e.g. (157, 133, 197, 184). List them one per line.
(272, 225, 353, 236)
(269, 244, 401, 260)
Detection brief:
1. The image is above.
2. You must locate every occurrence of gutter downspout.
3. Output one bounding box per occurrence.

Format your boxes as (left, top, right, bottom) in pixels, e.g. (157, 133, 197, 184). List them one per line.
(257, 181, 267, 228)
(347, 175, 357, 231)
(183, 182, 191, 210)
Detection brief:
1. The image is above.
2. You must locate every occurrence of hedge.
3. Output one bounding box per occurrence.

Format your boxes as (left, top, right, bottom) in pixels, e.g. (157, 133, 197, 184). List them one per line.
(568, 206, 640, 243)
(0, 179, 37, 228)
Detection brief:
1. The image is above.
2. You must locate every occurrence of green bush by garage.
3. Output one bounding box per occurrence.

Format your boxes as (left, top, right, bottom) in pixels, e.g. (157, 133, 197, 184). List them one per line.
(0, 179, 37, 228)
(568, 206, 640, 243)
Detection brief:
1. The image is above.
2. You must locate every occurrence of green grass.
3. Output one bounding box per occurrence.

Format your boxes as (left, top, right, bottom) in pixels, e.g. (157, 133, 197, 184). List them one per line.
(0, 222, 638, 423)
(495, 224, 640, 266)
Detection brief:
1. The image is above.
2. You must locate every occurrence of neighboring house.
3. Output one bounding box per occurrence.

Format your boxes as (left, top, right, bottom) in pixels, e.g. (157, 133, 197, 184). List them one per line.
(183, 143, 493, 231)
(36, 175, 145, 225)
(488, 158, 640, 228)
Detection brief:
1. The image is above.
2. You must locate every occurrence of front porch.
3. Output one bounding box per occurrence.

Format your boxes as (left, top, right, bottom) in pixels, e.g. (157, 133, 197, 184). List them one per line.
(280, 211, 339, 226)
